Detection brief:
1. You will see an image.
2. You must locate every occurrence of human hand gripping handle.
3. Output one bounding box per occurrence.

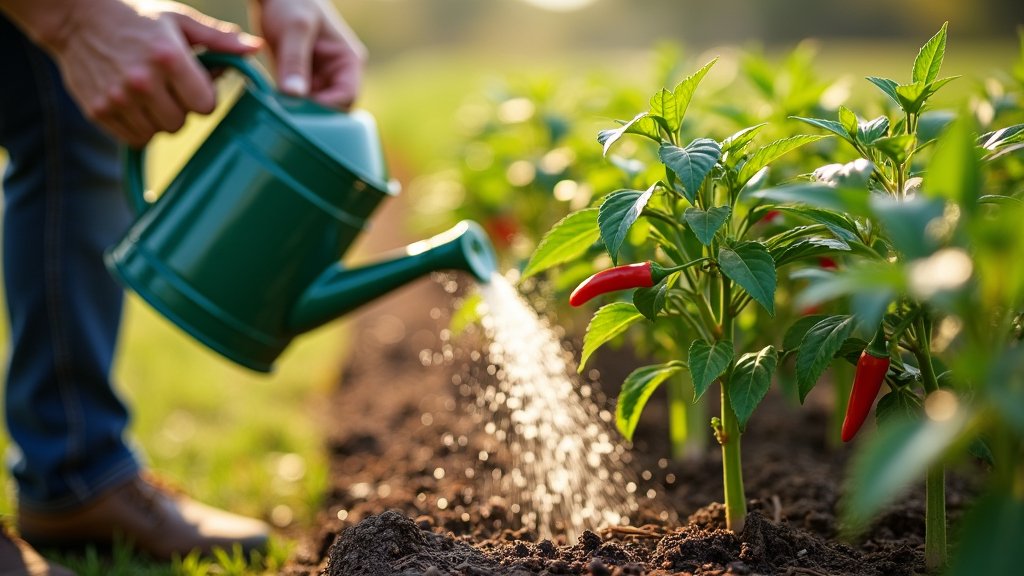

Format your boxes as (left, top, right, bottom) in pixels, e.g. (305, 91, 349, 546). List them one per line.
(250, 0, 367, 110)
(0, 0, 264, 148)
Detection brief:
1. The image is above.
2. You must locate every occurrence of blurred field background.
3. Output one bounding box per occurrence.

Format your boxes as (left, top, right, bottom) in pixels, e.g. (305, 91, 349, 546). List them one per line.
(0, 0, 1020, 573)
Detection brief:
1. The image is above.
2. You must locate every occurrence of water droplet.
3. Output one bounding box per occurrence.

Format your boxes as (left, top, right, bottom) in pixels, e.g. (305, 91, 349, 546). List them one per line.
(270, 504, 293, 527)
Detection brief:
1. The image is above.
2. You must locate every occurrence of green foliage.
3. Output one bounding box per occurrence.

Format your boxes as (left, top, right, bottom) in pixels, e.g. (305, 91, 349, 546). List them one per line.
(729, 345, 779, 429)
(659, 139, 721, 202)
(522, 209, 600, 278)
(579, 302, 644, 371)
(688, 339, 734, 401)
(684, 206, 731, 246)
(616, 362, 686, 441)
(795, 315, 856, 402)
(718, 242, 777, 316)
(598, 186, 655, 263)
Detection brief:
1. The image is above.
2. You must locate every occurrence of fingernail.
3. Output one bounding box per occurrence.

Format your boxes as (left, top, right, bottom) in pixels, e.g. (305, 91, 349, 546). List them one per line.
(240, 33, 263, 48)
(281, 75, 308, 97)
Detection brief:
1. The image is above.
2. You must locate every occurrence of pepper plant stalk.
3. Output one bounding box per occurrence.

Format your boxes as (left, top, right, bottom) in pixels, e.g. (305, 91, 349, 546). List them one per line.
(718, 276, 746, 533)
(913, 314, 947, 572)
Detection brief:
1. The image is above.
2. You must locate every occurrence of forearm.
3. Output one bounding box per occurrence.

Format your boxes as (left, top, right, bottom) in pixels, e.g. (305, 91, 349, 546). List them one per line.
(0, 0, 97, 51)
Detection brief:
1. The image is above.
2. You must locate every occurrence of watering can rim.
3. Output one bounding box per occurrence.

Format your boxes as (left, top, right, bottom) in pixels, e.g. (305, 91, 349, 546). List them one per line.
(202, 52, 396, 197)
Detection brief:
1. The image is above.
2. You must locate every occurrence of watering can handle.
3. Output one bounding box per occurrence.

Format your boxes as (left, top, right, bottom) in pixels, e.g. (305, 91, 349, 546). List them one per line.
(123, 52, 275, 215)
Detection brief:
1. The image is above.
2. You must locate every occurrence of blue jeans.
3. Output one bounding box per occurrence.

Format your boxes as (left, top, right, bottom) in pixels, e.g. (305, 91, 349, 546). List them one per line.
(0, 16, 140, 510)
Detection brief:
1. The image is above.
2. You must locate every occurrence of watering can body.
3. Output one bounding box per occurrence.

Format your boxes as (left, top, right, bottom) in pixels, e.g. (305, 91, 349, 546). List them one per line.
(105, 54, 496, 372)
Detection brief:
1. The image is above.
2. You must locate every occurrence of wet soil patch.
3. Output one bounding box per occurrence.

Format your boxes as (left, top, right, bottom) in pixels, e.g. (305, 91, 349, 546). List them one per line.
(283, 279, 978, 575)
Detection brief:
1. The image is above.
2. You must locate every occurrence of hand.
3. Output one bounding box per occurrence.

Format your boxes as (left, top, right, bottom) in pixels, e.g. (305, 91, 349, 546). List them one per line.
(1, 0, 262, 147)
(250, 0, 367, 109)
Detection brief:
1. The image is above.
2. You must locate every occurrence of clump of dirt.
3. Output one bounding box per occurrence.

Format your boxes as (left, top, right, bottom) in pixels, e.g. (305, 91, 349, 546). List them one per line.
(325, 510, 499, 575)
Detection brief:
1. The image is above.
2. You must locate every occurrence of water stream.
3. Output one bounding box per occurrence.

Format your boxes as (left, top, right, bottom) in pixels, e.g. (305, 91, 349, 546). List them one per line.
(451, 272, 669, 542)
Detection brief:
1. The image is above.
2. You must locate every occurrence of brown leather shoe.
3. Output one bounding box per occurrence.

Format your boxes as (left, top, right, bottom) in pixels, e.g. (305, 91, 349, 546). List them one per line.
(0, 525, 76, 576)
(16, 474, 269, 561)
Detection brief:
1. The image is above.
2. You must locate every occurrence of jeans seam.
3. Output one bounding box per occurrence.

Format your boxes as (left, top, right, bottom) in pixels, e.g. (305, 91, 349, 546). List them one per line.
(26, 45, 90, 501)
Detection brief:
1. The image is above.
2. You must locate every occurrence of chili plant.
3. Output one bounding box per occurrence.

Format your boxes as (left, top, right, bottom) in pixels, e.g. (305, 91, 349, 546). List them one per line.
(756, 23, 1024, 572)
(525, 58, 836, 532)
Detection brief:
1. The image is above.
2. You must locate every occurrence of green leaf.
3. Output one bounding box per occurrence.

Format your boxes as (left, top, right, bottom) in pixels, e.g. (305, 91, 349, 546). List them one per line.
(738, 134, 828, 186)
(874, 389, 923, 426)
(522, 209, 600, 278)
(751, 184, 871, 217)
(660, 139, 721, 203)
(980, 123, 1024, 150)
(795, 264, 904, 311)
(720, 123, 767, 155)
(869, 195, 946, 259)
(872, 134, 915, 165)
(684, 206, 731, 246)
(689, 339, 734, 402)
(842, 414, 967, 532)
(598, 112, 660, 155)
(989, 346, 1024, 435)
(718, 241, 777, 316)
(866, 76, 901, 106)
(633, 282, 667, 322)
(616, 362, 686, 441)
(913, 21, 948, 84)
(948, 494, 1024, 576)
(926, 115, 981, 216)
(838, 106, 859, 135)
(967, 437, 995, 466)
(729, 345, 778, 428)
(579, 302, 644, 372)
(895, 77, 959, 115)
(672, 58, 717, 126)
(791, 116, 850, 141)
(795, 315, 856, 402)
(649, 88, 679, 134)
(782, 314, 830, 352)
(775, 206, 860, 243)
(598, 185, 655, 264)
(857, 116, 890, 144)
(773, 236, 851, 268)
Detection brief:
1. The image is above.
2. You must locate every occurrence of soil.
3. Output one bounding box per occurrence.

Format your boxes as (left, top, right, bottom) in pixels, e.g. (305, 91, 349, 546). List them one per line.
(277, 271, 979, 576)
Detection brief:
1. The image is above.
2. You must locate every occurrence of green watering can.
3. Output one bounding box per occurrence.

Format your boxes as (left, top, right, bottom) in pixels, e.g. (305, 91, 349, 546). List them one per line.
(105, 53, 497, 372)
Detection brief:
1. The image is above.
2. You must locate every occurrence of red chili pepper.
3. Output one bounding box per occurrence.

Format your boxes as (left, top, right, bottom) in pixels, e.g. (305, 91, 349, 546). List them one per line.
(570, 262, 671, 307)
(841, 327, 890, 442)
(761, 210, 782, 225)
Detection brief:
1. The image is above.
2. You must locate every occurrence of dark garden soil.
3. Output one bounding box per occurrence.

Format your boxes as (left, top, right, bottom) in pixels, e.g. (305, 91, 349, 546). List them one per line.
(279, 273, 980, 576)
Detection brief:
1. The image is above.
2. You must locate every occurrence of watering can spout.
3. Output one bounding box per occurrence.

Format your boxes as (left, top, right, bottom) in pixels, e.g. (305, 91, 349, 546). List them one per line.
(287, 220, 497, 333)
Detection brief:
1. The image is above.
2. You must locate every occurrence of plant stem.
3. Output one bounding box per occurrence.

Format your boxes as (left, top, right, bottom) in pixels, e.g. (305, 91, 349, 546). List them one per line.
(720, 385, 746, 533)
(925, 464, 947, 572)
(718, 277, 746, 533)
(914, 314, 948, 573)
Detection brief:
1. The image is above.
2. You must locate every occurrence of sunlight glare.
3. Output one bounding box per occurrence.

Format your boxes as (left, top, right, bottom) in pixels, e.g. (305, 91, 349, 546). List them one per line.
(518, 0, 600, 12)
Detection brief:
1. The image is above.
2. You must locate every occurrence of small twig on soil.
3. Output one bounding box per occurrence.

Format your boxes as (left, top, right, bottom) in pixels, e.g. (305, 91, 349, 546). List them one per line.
(603, 526, 664, 539)
(771, 494, 783, 524)
(784, 567, 830, 576)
